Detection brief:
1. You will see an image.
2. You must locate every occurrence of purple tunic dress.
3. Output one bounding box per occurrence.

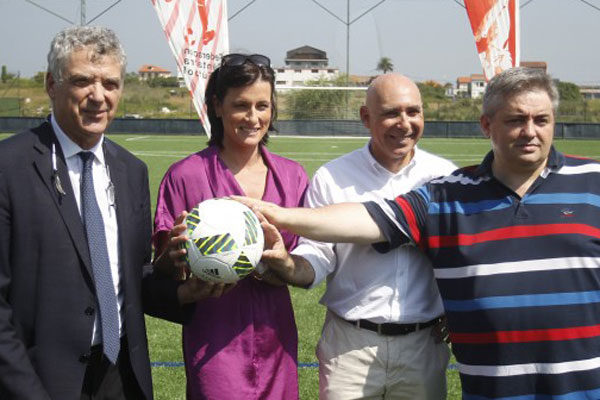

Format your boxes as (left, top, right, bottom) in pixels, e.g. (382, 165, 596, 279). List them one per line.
(154, 145, 308, 400)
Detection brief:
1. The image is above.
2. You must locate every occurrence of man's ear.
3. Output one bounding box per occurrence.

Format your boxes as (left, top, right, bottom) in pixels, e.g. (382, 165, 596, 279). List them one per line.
(45, 72, 56, 99)
(359, 105, 370, 129)
(480, 114, 492, 139)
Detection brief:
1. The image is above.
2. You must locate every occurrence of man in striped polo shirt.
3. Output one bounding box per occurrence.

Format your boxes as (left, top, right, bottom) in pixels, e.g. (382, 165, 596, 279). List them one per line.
(239, 67, 600, 399)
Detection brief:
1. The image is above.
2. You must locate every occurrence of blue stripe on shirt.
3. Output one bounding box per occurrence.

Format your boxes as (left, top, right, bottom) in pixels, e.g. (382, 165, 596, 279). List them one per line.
(414, 186, 430, 203)
(444, 290, 600, 312)
(463, 386, 600, 400)
(429, 198, 513, 215)
(524, 193, 600, 208)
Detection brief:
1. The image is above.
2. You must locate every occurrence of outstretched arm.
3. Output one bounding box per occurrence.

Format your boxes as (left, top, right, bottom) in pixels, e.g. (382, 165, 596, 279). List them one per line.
(232, 196, 384, 244)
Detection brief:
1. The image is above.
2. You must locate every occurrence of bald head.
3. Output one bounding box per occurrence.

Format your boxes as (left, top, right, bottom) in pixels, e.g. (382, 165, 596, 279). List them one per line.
(366, 74, 422, 110)
(360, 73, 425, 173)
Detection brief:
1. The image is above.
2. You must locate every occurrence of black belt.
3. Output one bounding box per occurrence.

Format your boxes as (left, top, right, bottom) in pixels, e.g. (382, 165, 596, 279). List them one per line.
(343, 316, 443, 336)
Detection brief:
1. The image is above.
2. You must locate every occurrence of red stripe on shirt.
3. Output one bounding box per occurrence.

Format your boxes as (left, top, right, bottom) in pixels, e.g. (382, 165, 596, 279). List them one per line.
(450, 323, 600, 344)
(395, 196, 421, 246)
(564, 154, 598, 162)
(428, 223, 600, 248)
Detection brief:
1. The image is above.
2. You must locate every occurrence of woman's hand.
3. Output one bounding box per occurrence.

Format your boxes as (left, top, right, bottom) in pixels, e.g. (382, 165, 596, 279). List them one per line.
(177, 276, 236, 305)
(254, 210, 316, 287)
(153, 211, 190, 280)
(249, 212, 288, 286)
(258, 211, 295, 279)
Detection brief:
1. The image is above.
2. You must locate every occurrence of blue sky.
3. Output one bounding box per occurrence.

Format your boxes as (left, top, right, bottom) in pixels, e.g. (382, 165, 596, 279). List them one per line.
(1, 0, 599, 84)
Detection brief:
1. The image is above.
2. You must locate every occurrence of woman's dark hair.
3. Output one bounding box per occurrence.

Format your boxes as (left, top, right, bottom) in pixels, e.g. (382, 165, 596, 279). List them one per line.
(205, 58, 277, 148)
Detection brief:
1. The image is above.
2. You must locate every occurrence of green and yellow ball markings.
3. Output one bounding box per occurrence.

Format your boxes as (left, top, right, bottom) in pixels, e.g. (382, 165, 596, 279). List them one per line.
(186, 208, 202, 235)
(232, 253, 254, 278)
(194, 233, 237, 255)
(243, 211, 259, 246)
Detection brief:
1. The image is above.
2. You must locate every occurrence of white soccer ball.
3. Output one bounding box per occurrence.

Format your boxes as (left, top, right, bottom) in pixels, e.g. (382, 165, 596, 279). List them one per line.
(183, 198, 264, 283)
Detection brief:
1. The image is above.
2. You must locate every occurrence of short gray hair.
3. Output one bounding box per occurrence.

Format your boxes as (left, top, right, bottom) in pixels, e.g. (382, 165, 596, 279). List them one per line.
(482, 67, 559, 118)
(47, 26, 126, 83)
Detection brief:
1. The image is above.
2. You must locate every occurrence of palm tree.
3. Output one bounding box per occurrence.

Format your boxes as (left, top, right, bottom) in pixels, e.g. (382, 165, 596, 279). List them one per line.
(376, 57, 394, 74)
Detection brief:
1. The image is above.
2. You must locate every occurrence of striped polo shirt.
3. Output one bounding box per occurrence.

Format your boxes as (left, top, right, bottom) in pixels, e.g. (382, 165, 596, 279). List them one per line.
(365, 147, 600, 399)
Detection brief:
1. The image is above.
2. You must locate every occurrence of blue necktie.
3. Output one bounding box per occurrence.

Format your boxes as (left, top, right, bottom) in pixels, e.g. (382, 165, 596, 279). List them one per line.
(79, 151, 120, 364)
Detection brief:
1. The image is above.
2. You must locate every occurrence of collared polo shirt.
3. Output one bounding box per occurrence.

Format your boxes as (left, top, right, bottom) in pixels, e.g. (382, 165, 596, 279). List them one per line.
(365, 147, 600, 399)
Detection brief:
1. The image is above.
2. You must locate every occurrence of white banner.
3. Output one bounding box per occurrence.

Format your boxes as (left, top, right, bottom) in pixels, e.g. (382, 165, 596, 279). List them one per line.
(151, 0, 229, 136)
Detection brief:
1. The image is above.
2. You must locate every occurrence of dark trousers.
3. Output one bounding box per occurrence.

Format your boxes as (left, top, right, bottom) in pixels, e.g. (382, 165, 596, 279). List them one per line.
(80, 337, 145, 400)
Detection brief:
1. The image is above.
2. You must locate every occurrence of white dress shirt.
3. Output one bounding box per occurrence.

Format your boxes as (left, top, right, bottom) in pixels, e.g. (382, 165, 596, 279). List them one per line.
(51, 115, 123, 344)
(293, 143, 457, 324)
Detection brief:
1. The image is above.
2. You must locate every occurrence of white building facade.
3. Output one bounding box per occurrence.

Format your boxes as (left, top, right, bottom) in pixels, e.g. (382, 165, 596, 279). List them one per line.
(274, 45, 339, 87)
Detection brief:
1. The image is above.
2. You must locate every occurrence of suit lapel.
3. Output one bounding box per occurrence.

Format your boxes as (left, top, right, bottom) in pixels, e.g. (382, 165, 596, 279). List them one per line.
(32, 123, 93, 275)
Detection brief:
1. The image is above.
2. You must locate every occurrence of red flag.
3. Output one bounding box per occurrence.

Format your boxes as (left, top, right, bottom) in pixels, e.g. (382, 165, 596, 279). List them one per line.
(464, 0, 519, 81)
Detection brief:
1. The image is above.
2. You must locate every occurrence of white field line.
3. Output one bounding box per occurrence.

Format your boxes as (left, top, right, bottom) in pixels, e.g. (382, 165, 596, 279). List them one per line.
(121, 135, 483, 142)
(131, 150, 485, 162)
(132, 151, 190, 157)
(125, 135, 150, 141)
(120, 135, 370, 141)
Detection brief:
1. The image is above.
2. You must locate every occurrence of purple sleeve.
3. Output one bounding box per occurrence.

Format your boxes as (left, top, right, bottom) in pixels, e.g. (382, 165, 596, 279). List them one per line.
(153, 170, 182, 247)
(285, 166, 309, 251)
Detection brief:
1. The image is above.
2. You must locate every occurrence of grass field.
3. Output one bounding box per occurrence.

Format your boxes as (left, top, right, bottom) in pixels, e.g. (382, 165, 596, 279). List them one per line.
(3, 132, 599, 399)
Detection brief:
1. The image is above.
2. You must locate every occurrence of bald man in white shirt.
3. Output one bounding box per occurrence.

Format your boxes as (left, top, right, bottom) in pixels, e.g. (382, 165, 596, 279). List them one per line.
(261, 74, 456, 399)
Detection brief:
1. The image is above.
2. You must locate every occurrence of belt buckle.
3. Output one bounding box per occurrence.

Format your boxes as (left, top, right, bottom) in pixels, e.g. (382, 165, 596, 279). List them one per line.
(377, 324, 382, 335)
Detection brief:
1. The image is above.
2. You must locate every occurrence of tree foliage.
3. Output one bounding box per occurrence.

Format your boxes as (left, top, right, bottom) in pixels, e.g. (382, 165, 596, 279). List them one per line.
(124, 72, 141, 85)
(376, 57, 393, 74)
(1, 65, 15, 83)
(417, 82, 446, 100)
(32, 72, 45, 85)
(148, 76, 180, 88)
(284, 75, 357, 119)
(557, 81, 581, 102)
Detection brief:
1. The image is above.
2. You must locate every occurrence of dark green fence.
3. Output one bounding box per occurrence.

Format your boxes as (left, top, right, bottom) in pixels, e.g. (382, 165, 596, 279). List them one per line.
(2, 117, 600, 139)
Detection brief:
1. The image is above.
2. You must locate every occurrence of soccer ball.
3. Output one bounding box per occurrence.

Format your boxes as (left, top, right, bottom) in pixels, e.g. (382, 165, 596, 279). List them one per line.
(183, 198, 264, 283)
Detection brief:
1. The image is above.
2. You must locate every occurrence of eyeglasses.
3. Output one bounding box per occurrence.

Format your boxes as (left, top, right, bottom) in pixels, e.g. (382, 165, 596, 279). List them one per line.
(221, 53, 271, 68)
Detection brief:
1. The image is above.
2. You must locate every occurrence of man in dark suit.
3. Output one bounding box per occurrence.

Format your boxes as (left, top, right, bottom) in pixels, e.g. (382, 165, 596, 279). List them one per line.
(0, 26, 217, 399)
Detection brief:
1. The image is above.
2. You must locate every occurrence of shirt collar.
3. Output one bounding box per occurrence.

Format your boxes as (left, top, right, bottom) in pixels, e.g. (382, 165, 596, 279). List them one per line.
(364, 140, 418, 176)
(545, 146, 564, 170)
(51, 112, 106, 165)
(472, 145, 565, 178)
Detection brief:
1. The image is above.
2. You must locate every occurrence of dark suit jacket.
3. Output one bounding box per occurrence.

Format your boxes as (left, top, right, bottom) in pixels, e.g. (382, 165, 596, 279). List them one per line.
(0, 122, 187, 399)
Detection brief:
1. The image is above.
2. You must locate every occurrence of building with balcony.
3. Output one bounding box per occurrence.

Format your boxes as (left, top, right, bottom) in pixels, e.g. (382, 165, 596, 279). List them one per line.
(138, 65, 171, 80)
(275, 46, 339, 87)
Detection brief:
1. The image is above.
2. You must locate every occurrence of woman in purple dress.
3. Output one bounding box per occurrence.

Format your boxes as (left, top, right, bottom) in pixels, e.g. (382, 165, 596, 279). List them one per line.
(153, 54, 308, 399)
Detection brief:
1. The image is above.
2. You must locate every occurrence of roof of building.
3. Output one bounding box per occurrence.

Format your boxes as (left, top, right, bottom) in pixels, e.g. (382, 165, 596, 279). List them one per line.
(520, 61, 547, 69)
(286, 45, 327, 60)
(138, 65, 170, 73)
(457, 76, 471, 84)
(579, 86, 600, 92)
(470, 74, 486, 81)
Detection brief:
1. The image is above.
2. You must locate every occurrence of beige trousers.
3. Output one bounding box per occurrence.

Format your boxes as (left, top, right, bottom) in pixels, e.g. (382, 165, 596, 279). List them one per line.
(317, 311, 450, 400)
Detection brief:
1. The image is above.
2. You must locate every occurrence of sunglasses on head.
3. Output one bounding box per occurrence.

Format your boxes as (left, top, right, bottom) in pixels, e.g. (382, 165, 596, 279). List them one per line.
(221, 53, 271, 68)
